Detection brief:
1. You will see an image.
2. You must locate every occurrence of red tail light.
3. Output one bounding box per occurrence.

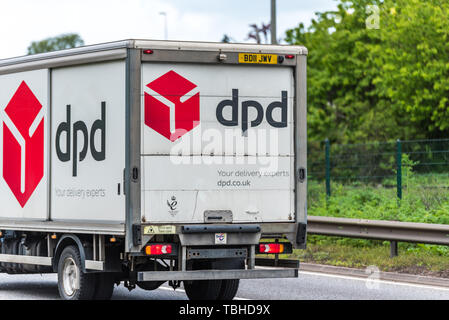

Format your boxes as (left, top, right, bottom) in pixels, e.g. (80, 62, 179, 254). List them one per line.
(143, 49, 154, 55)
(285, 54, 295, 59)
(259, 243, 284, 254)
(145, 244, 172, 255)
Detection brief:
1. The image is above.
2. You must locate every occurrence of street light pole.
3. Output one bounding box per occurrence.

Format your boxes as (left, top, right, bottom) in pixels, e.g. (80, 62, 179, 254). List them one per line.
(159, 12, 168, 40)
(270, 0, 277, 44)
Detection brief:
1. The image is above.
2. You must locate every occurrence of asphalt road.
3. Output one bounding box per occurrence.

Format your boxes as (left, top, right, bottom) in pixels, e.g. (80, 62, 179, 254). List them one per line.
(0, 270, 448, 300)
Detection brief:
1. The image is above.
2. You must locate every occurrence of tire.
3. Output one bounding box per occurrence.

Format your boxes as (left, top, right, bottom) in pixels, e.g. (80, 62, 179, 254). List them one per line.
(137, 281, 165, 291)
(217, 279, 240, 300)
(57, 245, 96, 300)
(135, 261, 166, 291)
(93, 273, 115, 300)
(183, 258, 244, 300)
(184, 280, 223, 300)
(184, 260, 223, 300)
(215, 259, 244, 300)
(7, 240, 20, 274)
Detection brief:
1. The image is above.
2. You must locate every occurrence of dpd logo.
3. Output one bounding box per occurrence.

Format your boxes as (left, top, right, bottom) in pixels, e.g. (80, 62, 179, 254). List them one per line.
(2, 81, 44, 207)
(144, 70, 200, 142)
(55, 102, 106, 177)
(217, 89, 288, 135)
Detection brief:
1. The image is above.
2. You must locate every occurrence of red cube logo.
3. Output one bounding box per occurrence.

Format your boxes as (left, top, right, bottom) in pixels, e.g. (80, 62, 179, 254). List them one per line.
(144, 71, 200, 141)
(2, 81, 44, 207)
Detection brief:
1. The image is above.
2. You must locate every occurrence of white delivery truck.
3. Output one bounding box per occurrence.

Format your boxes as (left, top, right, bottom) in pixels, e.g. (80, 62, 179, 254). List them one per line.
(0, 39, 307, 300)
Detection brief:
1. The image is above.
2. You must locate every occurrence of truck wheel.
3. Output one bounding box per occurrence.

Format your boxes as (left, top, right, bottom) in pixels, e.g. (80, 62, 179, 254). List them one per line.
(184, 280, 223, 300)
(217, 279, 240, 300)
(57, 245, 96, 300)
(93, 273, 115, 300)
(137, 281, 165, 291)
(215, 259, 244, 300)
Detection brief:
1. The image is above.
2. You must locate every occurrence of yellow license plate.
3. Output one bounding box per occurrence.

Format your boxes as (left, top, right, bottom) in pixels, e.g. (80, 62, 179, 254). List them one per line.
(238, 53, 278, 64)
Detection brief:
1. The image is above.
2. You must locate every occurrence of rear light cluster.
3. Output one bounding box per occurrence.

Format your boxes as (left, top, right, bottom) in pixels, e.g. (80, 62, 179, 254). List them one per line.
(145, 244, 172, 255)
(278, 54, 295, 64)
(259, 243, 284, 254)
(257, 242, 293, 254)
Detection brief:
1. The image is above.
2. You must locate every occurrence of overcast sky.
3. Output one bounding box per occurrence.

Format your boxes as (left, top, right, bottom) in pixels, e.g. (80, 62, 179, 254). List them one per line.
(0, 0, 338, 59)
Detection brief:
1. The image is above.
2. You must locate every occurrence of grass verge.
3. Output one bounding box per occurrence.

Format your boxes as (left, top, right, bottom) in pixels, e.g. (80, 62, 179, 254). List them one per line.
(287, 235, 449, 278)
(303, 174, 449, 277)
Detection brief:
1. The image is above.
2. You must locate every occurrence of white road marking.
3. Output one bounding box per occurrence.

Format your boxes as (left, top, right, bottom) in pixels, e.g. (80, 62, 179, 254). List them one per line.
(158, 286, 186, 294)
(299, 270, 449, 292)
(158, 285, 250, 300)
(253, 265, 449, 292)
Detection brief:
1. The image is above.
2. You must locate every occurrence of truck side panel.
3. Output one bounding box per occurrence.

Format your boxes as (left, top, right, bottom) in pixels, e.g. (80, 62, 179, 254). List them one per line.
(50, 61, 126, 222)
(0, 69, 49, 220)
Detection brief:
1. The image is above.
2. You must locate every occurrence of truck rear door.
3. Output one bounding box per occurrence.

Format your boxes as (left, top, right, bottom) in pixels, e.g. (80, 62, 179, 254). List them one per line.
(141, 58, 295, 224)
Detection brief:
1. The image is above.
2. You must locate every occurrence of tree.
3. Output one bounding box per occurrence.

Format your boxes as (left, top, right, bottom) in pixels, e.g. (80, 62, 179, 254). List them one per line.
(285, 0, 449, 143)
(247, 23, 271, 44)
(374, 0, 449, 136)
(222, 22, 270, 45)
(27, 33, 84, 55)
(221, 34, 235, 43)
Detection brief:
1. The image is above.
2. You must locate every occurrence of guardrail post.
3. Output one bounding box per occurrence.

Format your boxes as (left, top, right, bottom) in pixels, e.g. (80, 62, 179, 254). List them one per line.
(390, 241, 398, 258)
(325, 138, 331, 198)
(396, 139, 402, 200)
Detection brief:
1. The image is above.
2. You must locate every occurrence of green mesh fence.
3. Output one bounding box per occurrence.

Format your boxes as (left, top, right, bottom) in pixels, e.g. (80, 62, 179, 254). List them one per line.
(307, 138, 449, 224)
(401, 139, 449, 183)
(309, 139, 449, 189)
(309, 140, 398, 188)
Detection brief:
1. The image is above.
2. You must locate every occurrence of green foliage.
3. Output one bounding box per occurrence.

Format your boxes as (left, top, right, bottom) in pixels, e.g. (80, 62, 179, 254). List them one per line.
(308, 174, 449, 224)
(285, 0, 449, 143)
(295, 238, 449, 274)
(307, 151, 449, 261)
(377, 0, 449, 134)
(401, 154, 419, 190)
(27, 33, 84, 55)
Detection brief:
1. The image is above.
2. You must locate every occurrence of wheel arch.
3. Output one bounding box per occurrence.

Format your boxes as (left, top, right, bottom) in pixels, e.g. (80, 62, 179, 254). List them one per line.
(52, 234, 87, 273)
